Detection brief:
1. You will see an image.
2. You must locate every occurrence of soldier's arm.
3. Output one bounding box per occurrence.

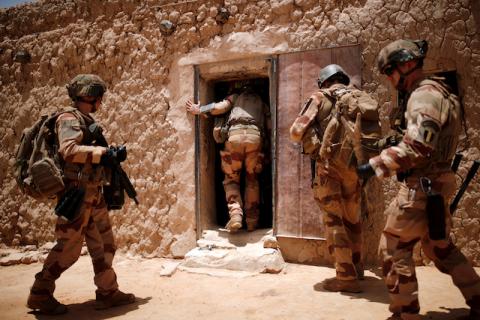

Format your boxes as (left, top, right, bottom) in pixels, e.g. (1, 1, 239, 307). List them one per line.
(369, 86, 445, 178)
(289, 92, 323, 142)
(56, 113, 106, 164)
(186, 94, 236, 117)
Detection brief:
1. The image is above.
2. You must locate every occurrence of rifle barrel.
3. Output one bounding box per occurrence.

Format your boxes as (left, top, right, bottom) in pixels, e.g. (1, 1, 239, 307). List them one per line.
(450, 160, 480, 214)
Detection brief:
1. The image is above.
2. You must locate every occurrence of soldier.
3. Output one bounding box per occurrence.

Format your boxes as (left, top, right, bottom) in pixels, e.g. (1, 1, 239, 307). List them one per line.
(27, 74, 135, 314)
(185, 80, 269, 232)
(357, 40, 480, 319)
(290, 64, 381, 293)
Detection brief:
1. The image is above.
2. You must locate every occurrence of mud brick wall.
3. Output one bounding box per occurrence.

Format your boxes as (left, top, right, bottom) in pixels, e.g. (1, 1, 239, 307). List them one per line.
(0, 0, 478, 264)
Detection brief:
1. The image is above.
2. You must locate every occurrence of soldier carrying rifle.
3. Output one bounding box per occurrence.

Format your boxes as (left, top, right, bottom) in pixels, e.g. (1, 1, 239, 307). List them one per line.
(27, 74, 136, 314)
(357, 40, 480, 320)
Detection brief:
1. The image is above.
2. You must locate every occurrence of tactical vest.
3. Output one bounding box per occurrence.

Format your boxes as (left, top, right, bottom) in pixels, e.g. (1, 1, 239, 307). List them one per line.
(59, 110, 108, 185)
(227, 91, 266, 131)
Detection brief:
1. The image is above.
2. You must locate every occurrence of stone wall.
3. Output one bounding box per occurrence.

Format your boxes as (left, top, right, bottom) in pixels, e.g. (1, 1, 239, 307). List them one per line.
(0, 0, 478, 264)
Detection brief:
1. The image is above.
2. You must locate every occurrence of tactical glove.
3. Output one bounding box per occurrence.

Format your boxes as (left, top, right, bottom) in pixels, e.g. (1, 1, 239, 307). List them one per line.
(101, 145, 127, 165)
(357, 163, 375, 181)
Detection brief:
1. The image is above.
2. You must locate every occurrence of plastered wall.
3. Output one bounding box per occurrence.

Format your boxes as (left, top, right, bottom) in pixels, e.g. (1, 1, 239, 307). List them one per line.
(0, 0, 478, 264)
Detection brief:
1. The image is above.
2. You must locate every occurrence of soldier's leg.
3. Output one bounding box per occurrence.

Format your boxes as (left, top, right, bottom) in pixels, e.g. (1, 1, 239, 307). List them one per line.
(244, 136, 262, 231)
(84, 196, 119, 295)
(86, 196, 135, 309)
(380, 186, 427, 317)
(422, 235, 480, 315)
(28, 204, 90, 314)
(380, 231, 420, 316)
(315, 174, 359, 292)
(341, 169, 363, 279)
(221, 141, 244, 231)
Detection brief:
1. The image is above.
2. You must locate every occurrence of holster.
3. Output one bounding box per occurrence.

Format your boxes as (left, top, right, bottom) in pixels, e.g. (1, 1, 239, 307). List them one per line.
(54, 187, 85, 221)
(426, 192, 446, 240)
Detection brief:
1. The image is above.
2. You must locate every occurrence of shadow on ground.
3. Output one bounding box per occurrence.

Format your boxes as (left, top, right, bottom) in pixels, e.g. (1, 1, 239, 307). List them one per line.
(313, 274, 390, 305)
(30, 296, 152, 320)
(423, 307, 469, 320)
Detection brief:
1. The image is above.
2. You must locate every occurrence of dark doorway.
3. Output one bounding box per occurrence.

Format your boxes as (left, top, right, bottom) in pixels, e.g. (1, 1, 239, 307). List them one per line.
(212, 77, 273, 229)
(433, 70, 459, 95)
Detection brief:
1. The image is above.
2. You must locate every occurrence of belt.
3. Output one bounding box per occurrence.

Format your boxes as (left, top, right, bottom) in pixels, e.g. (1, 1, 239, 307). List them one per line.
(229, 128, 261, 136)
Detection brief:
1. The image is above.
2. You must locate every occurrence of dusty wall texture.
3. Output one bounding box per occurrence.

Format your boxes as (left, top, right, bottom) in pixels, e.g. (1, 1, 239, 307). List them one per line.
(0, 0, 479, 265)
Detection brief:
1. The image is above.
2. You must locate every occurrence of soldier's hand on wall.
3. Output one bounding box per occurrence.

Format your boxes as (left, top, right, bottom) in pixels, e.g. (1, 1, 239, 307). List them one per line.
(185, 100, 201, 115)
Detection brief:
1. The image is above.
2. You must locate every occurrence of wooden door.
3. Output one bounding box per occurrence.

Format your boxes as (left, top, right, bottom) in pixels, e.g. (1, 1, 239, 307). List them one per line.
(275, 45, 362, 239)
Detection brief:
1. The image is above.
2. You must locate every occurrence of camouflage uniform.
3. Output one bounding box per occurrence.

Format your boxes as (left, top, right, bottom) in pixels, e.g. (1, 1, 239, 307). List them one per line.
(290, 83, 363, 283)
(29, 111, 119, 298)
(28, 74, 134, 314)
(369, 78, 480, 317)
(207, 89, 268, 231)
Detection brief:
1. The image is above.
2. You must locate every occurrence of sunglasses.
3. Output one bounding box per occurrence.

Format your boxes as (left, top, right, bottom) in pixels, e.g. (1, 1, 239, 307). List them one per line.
(382, 64, 397, 76)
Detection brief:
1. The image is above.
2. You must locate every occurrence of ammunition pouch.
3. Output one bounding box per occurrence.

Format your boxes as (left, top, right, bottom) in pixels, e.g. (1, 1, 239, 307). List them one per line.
(213, 116, 229, 144)
(29, 158, 65, 198)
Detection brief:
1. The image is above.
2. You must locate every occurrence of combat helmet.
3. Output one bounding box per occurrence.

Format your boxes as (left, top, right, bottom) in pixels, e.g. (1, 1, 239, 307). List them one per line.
(317, 64, 350, 88)
(377, 39, 428, 75)
(67, 74, 106, 101)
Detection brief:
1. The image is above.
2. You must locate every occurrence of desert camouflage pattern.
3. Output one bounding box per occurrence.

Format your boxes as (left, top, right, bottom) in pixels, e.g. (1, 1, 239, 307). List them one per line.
(30, 111, 118, 297)
(290, 83, 363, 281)
(289, 84, 340, 144)
(314, 161, 362, 280)
(31, 185, 119, 296)
(207, 90, 268, 228)
(227, 91, 267, 129)
(221, 127, 263, 226)
(67, 74, 106, 100)
(369, 78, 461, 178)
(380, 173, 480, 316)
(56, 112, 105, 164)
(371, 78, 480, 316)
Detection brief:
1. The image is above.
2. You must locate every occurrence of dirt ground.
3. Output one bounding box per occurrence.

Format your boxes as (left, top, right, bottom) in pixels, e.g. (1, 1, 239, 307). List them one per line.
(0, 255, 474, 320)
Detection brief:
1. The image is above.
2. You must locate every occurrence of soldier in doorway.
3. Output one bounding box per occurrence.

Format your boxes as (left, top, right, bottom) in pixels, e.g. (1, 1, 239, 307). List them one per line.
(290, 64, 382, 293)
(185, 80, 270, 232)
(27, 74, 135, 314)
(357, 39, 480, 320)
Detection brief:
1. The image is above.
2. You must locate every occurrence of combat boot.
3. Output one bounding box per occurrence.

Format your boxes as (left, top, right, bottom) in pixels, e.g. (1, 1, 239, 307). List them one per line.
(225, 213, 243, 232)
(323, 277, 362, 293)
(246, 218, 259, 232)
(355, 262, 365, 280)
(95, 289, 135, 310)
(27, 293, 68, 315)
(387, 313, 422, 320)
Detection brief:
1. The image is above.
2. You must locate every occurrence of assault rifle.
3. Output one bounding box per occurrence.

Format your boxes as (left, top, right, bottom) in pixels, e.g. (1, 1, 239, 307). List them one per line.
(89, 123, 139, 210)
(450, 158, 479, 214)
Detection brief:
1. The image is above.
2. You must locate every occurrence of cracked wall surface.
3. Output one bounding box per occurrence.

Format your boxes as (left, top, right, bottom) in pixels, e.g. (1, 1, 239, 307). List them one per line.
(0, 0, 478, 264)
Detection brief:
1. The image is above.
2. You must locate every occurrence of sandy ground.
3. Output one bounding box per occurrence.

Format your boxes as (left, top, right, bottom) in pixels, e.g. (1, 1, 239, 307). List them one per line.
(0, 255, 474, 320)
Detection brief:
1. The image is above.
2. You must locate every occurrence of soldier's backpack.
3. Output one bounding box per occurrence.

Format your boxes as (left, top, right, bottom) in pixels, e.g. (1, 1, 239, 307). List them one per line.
(319, 87, 382, 162)
(13, 108, 83, 200)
